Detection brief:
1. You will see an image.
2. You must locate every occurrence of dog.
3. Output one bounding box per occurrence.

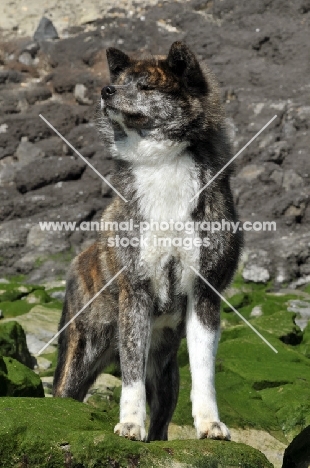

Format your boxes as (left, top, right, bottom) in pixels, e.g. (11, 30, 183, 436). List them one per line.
(53, 41, 242, 442)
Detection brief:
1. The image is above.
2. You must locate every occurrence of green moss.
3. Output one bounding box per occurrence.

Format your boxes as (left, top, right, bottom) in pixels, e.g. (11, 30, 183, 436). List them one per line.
(298, 324, 310, 358)
(259, 382, 310, 440)
(0, 357, 44, 397)
(0, 321, 32, 368)
(0, 282, 52, 318)
(23, 289, 52, 304)
(38, 351, 58, 377)
(251, 309, 302, 343)
(104, 362, 121, 378)
(223, 292, 251, 312)
(42, 300, 63, 310)
(0, 300, 35, 318)
(0, 284, 34, 302)
(0, 398, 272, 468)
(302, 283, 310, 294)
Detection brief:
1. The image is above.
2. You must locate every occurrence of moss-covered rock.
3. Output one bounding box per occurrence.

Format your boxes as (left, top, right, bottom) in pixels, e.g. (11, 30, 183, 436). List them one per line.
(0, 398, 272, 468)
(0, 283, 34, 302)
(0, 321, 33, 368)
(0, 357, 44, 397)
(22, 288, 51, 304)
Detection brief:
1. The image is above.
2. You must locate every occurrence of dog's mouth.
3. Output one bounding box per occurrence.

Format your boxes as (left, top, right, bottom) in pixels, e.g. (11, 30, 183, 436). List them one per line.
(106, 106, 150, 129)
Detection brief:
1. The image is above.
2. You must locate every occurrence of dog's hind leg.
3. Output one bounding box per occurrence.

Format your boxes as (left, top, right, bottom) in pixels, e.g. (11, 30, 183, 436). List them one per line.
(146, 330, 181, 441)
(53, 294, 116, 401)
(53, 248, 118, 401)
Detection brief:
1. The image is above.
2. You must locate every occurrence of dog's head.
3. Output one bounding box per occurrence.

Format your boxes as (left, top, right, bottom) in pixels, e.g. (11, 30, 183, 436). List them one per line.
(99, 42, 223, 147)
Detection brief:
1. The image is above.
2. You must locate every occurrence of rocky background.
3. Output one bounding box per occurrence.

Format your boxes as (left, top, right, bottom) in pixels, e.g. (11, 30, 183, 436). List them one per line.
(0, 1, 310, 467)
(0, 0, 309, 285)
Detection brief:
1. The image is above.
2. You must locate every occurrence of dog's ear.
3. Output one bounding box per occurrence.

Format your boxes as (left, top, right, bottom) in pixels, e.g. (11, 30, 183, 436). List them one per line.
(167, 42, 207, 92)
(106, 48, 131, 81)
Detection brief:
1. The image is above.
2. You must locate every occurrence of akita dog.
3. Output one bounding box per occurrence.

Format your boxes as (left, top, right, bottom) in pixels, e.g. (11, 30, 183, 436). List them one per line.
(53, 41, 242, 442)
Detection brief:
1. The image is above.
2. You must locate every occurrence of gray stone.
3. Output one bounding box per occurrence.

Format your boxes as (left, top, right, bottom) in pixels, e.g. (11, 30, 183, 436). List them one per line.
(250, 305, 263, 317)
(264, 141, 289, 164)
(15, 141, 45, 167)
(36, 356, 52, 370)
(74, 84, 93, 105)
(270, 169, 283, 186)
(287, 299, 310, 331)
(282, 169, 303, 191)
(0, 164, 16, 185)
(33, 17, 59, 41)
(26, 224, 70, 253)
(237, 164, 264, 181)
(14, 157, 86, 193)
(18, 52, 33, 66)
(49, 290, 66, 301)
(243, 265, 270, 283)
(242, 250, 271, 283)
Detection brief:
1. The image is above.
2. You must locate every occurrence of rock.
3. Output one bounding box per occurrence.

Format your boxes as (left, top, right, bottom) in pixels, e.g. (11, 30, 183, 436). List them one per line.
(18, 51, 33, 66)
(33, 17, 59, 42)
(24, 85, 52, 105)
(282, 169, 304, 191)
(15, 157, 86, 193)
(79, 9, 99, 25)
(0, 70, 22, 84)
(242, 250, 271, 283)
(0, 397, 272, 467)
(23, 289, 51, 305)
(287, 300, 310, 331)
(250, 305, 263, 317)
(2, 304, 62, 355)
(74, 84, 93, 105)
(49, 290, 65, 301)
(23, 42, 40, 58)
(25, 334, 55, 355)
(223, 292, 250, 312)
(15, 140, 45, 167)
(282, 426, 310, 468)
(26, 224, 70, 254)
(237, 164, 265, 181)
(169, 425, 286, 468)
(263, 141, 289, 164)
(0, 321, 33, 368)
(270, 169, 283, 186)
(36, 357, 52, 370)
(0, 163, 16, 186)
(0, 356, 44, 397)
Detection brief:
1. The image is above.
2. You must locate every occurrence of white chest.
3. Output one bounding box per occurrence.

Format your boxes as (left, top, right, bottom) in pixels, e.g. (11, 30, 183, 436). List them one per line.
(132, 146, 201, 303)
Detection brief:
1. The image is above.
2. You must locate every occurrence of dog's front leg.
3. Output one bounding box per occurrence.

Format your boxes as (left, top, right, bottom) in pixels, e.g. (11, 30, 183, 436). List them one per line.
(186, 291, 231, 440)
(114, 288, 152, 441)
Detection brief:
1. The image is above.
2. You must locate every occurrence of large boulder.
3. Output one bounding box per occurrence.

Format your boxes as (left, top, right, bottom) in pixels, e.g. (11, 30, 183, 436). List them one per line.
(0, 397, 272, 467)
(0, 321, 33, 368)
(0, 356, 44, 397)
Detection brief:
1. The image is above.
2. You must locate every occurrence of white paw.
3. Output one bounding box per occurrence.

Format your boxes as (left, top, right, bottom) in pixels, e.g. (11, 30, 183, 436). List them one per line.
(196, 421, 231, 440)
(114, 422, 146, 441)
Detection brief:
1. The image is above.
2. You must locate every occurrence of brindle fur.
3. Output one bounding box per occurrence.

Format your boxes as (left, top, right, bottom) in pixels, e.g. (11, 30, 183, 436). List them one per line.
(53, 42, 242, 442)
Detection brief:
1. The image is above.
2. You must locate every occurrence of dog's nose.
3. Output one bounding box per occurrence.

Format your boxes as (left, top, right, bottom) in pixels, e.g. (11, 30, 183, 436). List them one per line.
(101, 85, 116, 99)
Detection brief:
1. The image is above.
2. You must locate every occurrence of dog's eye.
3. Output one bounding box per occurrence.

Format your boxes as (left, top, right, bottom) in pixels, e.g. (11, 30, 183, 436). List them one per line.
(137, 83, 155, 91)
